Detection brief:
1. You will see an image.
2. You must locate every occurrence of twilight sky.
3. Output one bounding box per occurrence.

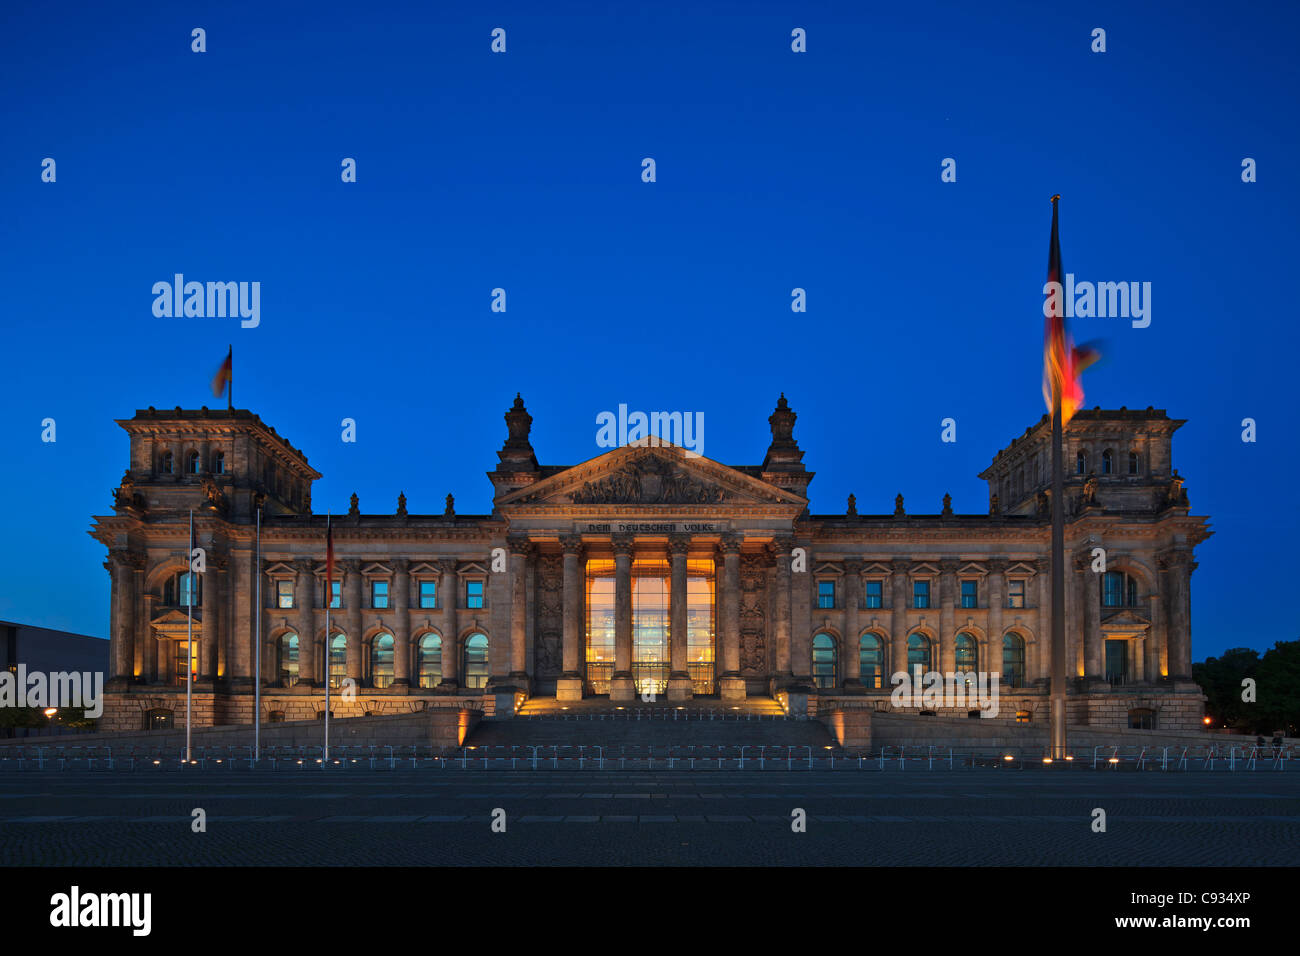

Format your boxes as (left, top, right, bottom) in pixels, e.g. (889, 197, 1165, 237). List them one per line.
(1, 0, 1296, 660)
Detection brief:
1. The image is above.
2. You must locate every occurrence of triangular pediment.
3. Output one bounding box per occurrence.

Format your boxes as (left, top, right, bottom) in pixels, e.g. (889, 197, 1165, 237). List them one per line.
(497, 443, 806, 510)
(1101, 608, 1151, 629)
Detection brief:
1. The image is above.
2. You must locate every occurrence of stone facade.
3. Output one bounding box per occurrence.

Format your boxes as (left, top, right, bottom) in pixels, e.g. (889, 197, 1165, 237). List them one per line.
(89, 396, 1212, 735)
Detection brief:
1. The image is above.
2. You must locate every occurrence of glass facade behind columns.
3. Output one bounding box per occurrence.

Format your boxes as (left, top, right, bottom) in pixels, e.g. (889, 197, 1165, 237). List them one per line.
(585, 559, 615, 695)
(633, 558, 670, 696)
(686, 558, 715, 694)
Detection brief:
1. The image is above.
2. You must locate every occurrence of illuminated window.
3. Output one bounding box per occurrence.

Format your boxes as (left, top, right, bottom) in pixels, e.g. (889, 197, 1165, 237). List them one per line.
(278, 631, 299, 686)
(146, 708, 173, 730)
(811, 633, 837, 690)
(164, 571, 201, 608)
(326, 580, 341, 609)
(462, 633, 489, 689)
(585, 560, 615, 695)
(1102, 571, 1139, 608)
(632, 558, 670, 696)
(327, 631, 346, 688)
(173, 640, 197, 686)
(267, 710, 285, 723)
(859, 633, 883, 690)
(417, 632, 441, 688)
(1007, 579, 1025, 608)
(276, 579, 294, 609)
(371, 632, 394, 688)
(686, 559, 715, 694)
(1015, 710, 1031, 723)
(955, 632, 977, 674)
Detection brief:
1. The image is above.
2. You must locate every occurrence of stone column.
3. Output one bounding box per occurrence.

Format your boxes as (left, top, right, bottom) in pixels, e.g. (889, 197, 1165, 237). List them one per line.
(106, 551, 140, 687)
(200, 548, 221, 682)
(557, 536, 584, 701)
(294, 558, 315, 686)
(343, 559, 363, 684)
(772, 536, 793, 681)
(718, 534, 745, 700)
(790, 539, 813, 684)
(841, 559, 863, 689)
(610, 535, 635, 701)
(938, 559, 959, 674)
(987, 559, 1006, 678)
(508, 539, 531, 689)
(229, 546, 254, 687)
(1082, 556, 1103, 684)
(667, 535, 693, 700)
(1161, 550, 1195, 683)
(889, 558, 910, 678)
(392, 558, 411, 688)
(438, 558, 459, 689)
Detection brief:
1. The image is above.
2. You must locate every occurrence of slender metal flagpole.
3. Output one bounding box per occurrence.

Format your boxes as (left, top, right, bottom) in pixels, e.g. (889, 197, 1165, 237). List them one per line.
(227, 344, 233, 411)
(186, 509, 194, 764)
(1048, 194, 1069, 759)
(324, 513, 331, 767)
(254, 503, 262, 762)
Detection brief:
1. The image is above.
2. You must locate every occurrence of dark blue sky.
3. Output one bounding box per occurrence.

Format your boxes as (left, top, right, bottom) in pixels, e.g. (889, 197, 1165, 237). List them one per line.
(2, 1, 1296, 660)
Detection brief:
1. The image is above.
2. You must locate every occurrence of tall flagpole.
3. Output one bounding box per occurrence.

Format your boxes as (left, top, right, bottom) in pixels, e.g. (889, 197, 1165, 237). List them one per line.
(324, 512, 331, 767)
(1048, 195, 1069, 759)
(186, 509, 194, 764)
(254, 503, 262, 762)
(227, 344, 233, 411)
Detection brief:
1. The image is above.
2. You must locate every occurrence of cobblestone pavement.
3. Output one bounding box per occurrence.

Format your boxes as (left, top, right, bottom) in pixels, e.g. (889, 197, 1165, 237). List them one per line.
(1, 769, 1296, 866)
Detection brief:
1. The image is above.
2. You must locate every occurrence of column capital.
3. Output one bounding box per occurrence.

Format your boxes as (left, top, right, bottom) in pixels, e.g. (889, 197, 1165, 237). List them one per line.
(339, 558, 362, 574)
(560, 534, 585, 555)
(611, 534, 635, 557)
(1156, 548, 1194, 571)
(938, 558, 961, 576)
(668, 534, 691, 556)
(889, 557, 911, 574)
(507, 537, 533, 556)
(392, 556, 410, 573)
(292, 556, 314, 574)
(437, 557, 459, 575)
(1034, 557, 1051, 574)
(719, 533, 743, 555)
(108, 549, 146, 571)
(770, 533, 794, 554)
(985, 557, 1009, 574)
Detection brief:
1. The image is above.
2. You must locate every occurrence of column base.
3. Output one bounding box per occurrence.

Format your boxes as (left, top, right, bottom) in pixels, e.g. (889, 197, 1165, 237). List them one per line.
(718, 675, 747, 701)
(838, 678, 867, 695)
(556, 677, 585, 701)
(666, 676, 694, 701)
(609, 675, 636, 702)
(434, 680, 460, 694)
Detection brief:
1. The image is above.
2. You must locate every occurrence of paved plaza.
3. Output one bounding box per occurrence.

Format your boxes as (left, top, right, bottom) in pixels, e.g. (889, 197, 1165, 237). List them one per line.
(1, 768, 1296, 866)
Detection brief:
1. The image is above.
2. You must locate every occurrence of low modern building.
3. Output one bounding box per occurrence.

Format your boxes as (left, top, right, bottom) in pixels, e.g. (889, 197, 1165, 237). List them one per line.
(89, 395, 1211, 733)
(1, 621, 109, 676)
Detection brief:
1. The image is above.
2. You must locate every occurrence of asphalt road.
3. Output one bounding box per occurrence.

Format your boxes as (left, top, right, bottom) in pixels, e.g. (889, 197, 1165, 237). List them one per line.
(1, 768, 1296, 866)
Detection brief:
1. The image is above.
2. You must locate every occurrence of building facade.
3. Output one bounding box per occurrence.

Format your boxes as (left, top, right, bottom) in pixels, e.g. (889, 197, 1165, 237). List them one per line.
(90, 396, 1212, 733)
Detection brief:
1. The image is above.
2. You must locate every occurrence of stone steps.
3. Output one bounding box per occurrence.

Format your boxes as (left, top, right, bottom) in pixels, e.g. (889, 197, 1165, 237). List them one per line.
(465, 715, 837, 751)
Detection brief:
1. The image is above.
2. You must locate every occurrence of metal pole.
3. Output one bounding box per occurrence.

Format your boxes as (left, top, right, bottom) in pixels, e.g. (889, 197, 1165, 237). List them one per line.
(1050, 399, 1067, 758)
(324, 513, 331, 765)
(254, 505, 261, 762)
(186, 509, 193, 764)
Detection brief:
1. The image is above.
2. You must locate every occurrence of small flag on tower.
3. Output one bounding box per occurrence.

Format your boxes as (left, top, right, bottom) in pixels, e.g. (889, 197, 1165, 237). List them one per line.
(211, 346, 233, 407)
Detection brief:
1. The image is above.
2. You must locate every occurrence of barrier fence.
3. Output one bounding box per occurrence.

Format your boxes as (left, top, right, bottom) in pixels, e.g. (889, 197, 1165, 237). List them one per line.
(0, 742, 1293, 772)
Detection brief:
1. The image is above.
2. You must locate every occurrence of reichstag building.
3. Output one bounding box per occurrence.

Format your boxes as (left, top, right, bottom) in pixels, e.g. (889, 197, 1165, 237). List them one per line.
(90, 395, 1211, 733)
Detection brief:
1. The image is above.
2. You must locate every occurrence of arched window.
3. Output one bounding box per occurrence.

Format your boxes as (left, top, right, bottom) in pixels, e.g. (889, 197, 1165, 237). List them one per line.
(1127, 451, 1139, 475)
(371, 632, 394, 688)
(811, 633, 837, 689)
(417, 633, 442, 688)
(327, 631, 346, 688)
(462, 633, 489, 689)
(163, 570, 201, 607)
(213, 451, 226, 475)
(955, 632, 978, 674)
(1075, 449, 1087, 475)
(1003, 632, 1026, 688)
(160, 451, 174, 475)
(277, 632, 299, 686)
(1128, 707, 1155, 730)
(1102, 571, 1139, 608)
(859, 633, 883, 690)
(1101, 449, 1113, 474)
(907, 633, 931, 672)
(187, 450, 201, 475)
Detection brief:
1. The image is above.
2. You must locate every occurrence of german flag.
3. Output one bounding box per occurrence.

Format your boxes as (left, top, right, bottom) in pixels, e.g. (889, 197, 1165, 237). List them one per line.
(211, 346, 232, 402)
(1042, 197, 1099, 424)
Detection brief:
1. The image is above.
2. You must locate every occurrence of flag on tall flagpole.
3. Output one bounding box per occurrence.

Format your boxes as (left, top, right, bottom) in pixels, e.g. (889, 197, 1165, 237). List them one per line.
(211, 346, 233, 409)
(1042, 196, 1099, 425)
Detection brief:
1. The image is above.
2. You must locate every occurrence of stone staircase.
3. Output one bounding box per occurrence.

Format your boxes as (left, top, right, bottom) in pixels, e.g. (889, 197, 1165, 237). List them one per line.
(464, 696, 840, 754)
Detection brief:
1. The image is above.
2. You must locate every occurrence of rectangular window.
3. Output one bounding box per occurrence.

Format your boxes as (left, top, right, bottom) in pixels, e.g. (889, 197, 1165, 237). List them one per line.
(864, 580, 883, 609)
(371, 580, 389, 609)
(817, 580, 836, 610)
(913, 580, 930, 609)
(419, 579, 437, 609)
(465, 580, 484, 609)
(326, 580, 341, 609)
(960, 580, 977, 609)
(1007, 579, 1025, 609)
(276, 579, 294, 609)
